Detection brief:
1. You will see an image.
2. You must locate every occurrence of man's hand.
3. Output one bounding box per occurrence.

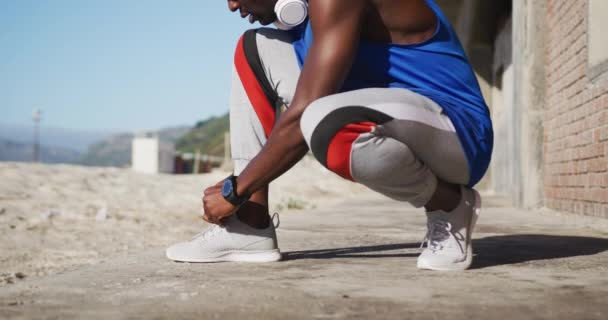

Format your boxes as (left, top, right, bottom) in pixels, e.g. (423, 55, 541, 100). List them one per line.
(201, 181, 237, 224)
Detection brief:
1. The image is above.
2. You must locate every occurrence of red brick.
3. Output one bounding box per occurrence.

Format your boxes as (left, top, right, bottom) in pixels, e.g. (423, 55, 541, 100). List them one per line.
(588, 158, 607, 173)
(589, 172, 608, 187)
(589, 188, 608, 203)
(601, 94, 608, 107)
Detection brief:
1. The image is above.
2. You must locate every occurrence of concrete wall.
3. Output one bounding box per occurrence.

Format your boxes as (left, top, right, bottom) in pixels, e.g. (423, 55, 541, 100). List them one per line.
(588, 0, 608, 78)
(132, 136, 175, 174)
(480, 0, 547, 208)
(132, 137, 160, 175)
(158, 141, 176, 174)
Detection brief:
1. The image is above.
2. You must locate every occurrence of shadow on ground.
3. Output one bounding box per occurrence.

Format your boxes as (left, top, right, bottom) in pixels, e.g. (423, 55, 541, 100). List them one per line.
(283, 234, 608, 269)
(283, 243, 420, 260)
(471, 234, 608, 269)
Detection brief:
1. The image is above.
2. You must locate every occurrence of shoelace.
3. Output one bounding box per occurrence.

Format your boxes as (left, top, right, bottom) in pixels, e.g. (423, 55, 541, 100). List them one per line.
(420, 220, 465, 253)
(192, 212, 280, 242)
(192, 224, 226, 242)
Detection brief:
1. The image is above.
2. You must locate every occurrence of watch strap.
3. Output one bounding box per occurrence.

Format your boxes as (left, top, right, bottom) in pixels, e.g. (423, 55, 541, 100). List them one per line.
(223, 175, 249, 207)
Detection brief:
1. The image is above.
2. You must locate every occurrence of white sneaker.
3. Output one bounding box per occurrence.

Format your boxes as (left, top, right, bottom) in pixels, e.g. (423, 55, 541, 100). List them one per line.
(166, 213, 281, 263)
(417, 187, 481, 271)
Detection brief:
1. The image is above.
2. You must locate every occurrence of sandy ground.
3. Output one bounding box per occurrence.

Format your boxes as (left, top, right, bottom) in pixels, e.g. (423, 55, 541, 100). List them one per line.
(0, 157, 372, 285)
(1, 160, 608, 319)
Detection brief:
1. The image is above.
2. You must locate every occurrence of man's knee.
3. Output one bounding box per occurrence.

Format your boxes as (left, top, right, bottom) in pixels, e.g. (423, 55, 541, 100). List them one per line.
(300, 100, 382, 180)
(301, 99, 392, 154)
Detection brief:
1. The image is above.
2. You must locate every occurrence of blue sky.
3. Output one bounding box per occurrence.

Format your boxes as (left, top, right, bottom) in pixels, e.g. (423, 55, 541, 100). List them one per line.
(0, 0, 256, 132)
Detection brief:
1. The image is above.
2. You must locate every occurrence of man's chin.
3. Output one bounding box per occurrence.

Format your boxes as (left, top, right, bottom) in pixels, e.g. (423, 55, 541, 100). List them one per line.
(258, 19, 274, 26)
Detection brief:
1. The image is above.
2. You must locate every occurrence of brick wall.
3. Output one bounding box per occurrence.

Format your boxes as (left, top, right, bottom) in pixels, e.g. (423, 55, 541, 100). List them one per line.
(544, 0, 608, 217)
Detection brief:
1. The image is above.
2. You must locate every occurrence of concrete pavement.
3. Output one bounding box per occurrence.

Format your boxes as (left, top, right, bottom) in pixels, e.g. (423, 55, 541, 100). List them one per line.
(1, 194, 607, 319)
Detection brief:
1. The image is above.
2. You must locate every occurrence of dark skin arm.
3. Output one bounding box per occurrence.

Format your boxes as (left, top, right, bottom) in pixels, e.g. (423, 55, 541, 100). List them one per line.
(202, 0, 369, 224)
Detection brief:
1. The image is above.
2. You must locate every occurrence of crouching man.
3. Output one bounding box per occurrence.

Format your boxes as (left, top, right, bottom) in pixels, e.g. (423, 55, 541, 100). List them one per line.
(167, 0, 493, 271)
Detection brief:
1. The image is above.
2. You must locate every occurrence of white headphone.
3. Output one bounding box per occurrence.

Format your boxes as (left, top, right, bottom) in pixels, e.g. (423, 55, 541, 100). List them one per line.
(274, 0, 308, 30)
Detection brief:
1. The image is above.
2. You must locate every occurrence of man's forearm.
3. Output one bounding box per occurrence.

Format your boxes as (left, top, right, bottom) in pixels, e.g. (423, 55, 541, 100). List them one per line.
(235, 106, 309, 198)
(233, 1, 368, 198)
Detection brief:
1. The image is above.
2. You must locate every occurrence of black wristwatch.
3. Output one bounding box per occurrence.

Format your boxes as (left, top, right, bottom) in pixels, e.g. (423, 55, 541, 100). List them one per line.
(221, 175, 249, 207)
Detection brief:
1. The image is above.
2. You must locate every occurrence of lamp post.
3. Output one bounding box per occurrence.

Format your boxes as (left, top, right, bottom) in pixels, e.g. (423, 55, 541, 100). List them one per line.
(32, 109, 41, 163)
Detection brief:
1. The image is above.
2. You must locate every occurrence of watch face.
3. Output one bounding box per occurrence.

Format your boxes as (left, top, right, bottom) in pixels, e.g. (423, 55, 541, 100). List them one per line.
(222, 179, 233, 197)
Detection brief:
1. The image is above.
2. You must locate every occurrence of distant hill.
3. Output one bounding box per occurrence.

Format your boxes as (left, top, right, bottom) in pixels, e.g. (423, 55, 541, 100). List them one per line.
(78, 133, 134, 167)
(1, 115, 231, 167)
(175, 114, 229, 156)
(0, 123, 116, 153)
(0, 138, 81, 164)
(78, 126, 191, 167)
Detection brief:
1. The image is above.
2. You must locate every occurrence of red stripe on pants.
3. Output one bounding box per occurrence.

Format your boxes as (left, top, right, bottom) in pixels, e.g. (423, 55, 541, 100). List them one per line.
(234, 35, 275, 137)
(326, 122, 376, 181)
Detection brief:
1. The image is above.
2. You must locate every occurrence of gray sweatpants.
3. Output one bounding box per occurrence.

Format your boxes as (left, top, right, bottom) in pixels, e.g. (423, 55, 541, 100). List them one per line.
(231, 28, 469, 208)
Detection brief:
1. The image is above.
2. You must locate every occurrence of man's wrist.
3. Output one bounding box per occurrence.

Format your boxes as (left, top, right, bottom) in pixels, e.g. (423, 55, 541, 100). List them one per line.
(222, 175, 250, 207)
(235, 175, 251, 200)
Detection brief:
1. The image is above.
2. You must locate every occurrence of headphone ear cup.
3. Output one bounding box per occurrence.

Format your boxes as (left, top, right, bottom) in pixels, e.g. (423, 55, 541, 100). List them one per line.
(274, 0, 308, 30)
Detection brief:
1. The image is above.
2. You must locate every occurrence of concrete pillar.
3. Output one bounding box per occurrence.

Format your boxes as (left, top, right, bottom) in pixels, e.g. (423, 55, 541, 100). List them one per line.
(512, 0, 546, 208)
(490, 17, 514, 197)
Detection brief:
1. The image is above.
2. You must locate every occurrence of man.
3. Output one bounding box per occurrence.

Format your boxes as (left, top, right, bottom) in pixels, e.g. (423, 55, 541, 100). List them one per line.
(166, 0, 493, 271)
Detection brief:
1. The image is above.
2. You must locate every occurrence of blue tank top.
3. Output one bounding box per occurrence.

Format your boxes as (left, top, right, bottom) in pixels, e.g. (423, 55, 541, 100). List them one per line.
(289, 0, 493, 187)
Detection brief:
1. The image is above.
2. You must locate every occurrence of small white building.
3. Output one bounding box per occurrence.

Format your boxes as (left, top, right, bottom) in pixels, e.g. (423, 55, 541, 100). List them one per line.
(131, 133, 175, 174)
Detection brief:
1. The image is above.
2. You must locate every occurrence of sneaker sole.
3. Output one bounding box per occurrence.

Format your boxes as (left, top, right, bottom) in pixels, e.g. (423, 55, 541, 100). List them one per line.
(167, 249, 282, 263)
(417, 189, 482, 271)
